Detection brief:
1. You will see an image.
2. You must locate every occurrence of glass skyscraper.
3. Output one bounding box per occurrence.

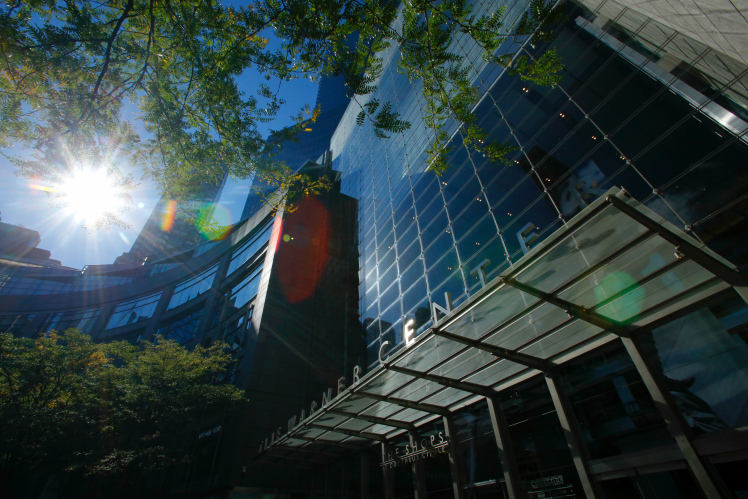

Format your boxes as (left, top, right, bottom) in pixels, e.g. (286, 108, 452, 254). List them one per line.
(331, 0, 748, 373)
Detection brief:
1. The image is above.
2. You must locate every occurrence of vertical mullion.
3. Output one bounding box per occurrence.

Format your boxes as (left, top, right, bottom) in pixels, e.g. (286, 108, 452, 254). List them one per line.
(409, 431, 428, 499)
(486, 396, 524, 499)
(545, 373, 600, 499)
(442, 415, 467, 499)
(622, 336, 731, 498)
(360, 451, 370, 499)
(381, 441, 396, 499)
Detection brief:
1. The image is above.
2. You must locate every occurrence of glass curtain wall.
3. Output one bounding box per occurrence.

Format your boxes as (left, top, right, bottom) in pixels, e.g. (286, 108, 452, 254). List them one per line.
(317, 0, 748, 497)
(331, 0, 748, 371)
(105, 292, 162, 329)
(167, 265, 218, 310)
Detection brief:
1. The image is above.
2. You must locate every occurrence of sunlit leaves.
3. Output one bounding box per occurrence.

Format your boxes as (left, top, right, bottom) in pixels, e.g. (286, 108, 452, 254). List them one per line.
(386, 0, 565, 175)
(254, 163, 333, 213)
(0, 0, 566, 218)
(511, 49, 564, 87)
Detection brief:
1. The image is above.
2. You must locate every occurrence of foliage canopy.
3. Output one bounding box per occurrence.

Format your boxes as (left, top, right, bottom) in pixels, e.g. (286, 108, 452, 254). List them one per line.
(0, 329, 244, 495)
(0, 0, 564, 222)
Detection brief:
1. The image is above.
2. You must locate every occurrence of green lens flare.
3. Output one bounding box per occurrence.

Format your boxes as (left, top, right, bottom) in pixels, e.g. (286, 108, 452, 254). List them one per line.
(594, 272, 645, 322)
(197, 203, 231, 240)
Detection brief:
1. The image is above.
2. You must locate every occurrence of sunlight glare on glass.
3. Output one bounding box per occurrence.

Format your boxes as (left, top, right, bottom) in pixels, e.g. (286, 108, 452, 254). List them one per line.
(58, 168, 125, 226)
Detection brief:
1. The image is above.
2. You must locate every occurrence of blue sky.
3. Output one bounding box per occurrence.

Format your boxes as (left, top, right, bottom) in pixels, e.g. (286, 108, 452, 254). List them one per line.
(0, 53, 319, 270)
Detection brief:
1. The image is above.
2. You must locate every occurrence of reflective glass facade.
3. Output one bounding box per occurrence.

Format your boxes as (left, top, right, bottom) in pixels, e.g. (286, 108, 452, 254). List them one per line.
(167, 265, 218, 310)
(227, 221, 273, 275)
(105, 292, 162, 329)
(0, 165, 361, 497)
(42, 308, 101, 335)
(285, 0, 748, 497)
(331, 0, 748, 372)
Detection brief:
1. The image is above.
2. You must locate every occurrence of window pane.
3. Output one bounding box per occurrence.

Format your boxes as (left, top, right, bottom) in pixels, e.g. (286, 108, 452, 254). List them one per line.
(106, 292, 162, 329)
(642, 290, 748, 432)
(228, 266, 264, 311)
(227, 222, 273, 275)
(157, 311, 203, 346)
(167, 265, 218, 310)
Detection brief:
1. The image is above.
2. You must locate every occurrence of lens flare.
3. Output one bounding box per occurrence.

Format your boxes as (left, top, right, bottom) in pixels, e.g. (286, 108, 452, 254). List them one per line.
(197, 203, 231, 240)
(276, 196, 329, 303)
(161, 199, 177, 232)
(56, 168, 126, 227)
(29, 183, 56, 193)
(594, 272, 644, 322)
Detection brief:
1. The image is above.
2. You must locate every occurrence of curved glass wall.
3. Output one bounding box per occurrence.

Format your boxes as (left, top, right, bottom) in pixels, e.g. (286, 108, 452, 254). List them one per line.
(41, 309, 101, 335)
(167, 265, 218, 310)
(105, 292, 162, 330)
(227, 222, 273, 276)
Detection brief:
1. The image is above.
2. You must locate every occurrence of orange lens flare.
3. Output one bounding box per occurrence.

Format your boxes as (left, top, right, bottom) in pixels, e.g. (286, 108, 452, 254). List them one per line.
(161, 199, 177, 232)
(276, 197, 330, 304)
(270, 217, 284, 255)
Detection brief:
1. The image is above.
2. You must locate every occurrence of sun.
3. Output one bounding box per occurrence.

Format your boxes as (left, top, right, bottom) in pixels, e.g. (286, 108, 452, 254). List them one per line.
(56, 168, 127, 227)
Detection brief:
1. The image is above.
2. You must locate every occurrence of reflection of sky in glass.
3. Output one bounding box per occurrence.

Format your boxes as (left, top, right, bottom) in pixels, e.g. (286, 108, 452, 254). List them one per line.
(652, 300, 748, 430)
(158, 311, 202, 346)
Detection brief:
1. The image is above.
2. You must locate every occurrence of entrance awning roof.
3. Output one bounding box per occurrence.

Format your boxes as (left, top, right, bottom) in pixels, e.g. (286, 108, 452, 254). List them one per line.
(258, 187, 744, 466)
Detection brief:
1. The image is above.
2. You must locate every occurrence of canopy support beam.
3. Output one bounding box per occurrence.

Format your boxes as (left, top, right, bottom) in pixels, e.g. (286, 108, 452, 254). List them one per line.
(354, 390, 450, 416)
(432, 328, 548, 371)
(308, 423, 387, 442)
(328, 409, 416, 431)
(386, 364, 496, 397)
(607, 194, 745, 286)
(501, 277, 633, 337)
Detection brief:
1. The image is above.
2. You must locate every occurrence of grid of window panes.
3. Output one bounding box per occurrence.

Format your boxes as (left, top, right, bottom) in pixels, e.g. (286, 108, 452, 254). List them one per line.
(331, 0, 748, 368)
(227, 266, 263, 311)
(0, 276, 73, 295)
(150, 263, 181, 276)
(167, 265, 218, 310)
(226, 222, 274, 276)
(106, 292, 162, 329)
(0, 313, 35, 335)
(72, 276, 134, 292)
(221, 308, 253, 354)
(157, 310, 202, 345)
(42, 309, 101, 335)
(193, 241, 220, 258)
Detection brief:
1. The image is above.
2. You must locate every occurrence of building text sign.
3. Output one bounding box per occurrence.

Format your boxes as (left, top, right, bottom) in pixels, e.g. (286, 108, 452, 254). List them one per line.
(380, 433, 448, 468)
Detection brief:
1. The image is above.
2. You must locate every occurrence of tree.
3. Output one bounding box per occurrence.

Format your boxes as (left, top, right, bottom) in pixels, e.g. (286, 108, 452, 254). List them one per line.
(0, 329, 245, 497)
(0, 0, 564, 219)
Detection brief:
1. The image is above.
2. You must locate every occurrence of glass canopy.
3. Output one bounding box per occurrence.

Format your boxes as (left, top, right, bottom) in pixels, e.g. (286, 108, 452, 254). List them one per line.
(258, 187, 743, 467)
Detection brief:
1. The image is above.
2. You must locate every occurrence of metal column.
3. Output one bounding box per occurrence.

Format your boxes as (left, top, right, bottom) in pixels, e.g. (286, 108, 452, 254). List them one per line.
(545, 374, 599, 499)
(360, 450, 370, 499)
(622, 336, 730, 498)
(341, 460, 348, 499)
(442, 415, 467, 499)
(486, 396, 524, 499)
(409, 431, 428, 499)
(381, 441, 396, 499)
